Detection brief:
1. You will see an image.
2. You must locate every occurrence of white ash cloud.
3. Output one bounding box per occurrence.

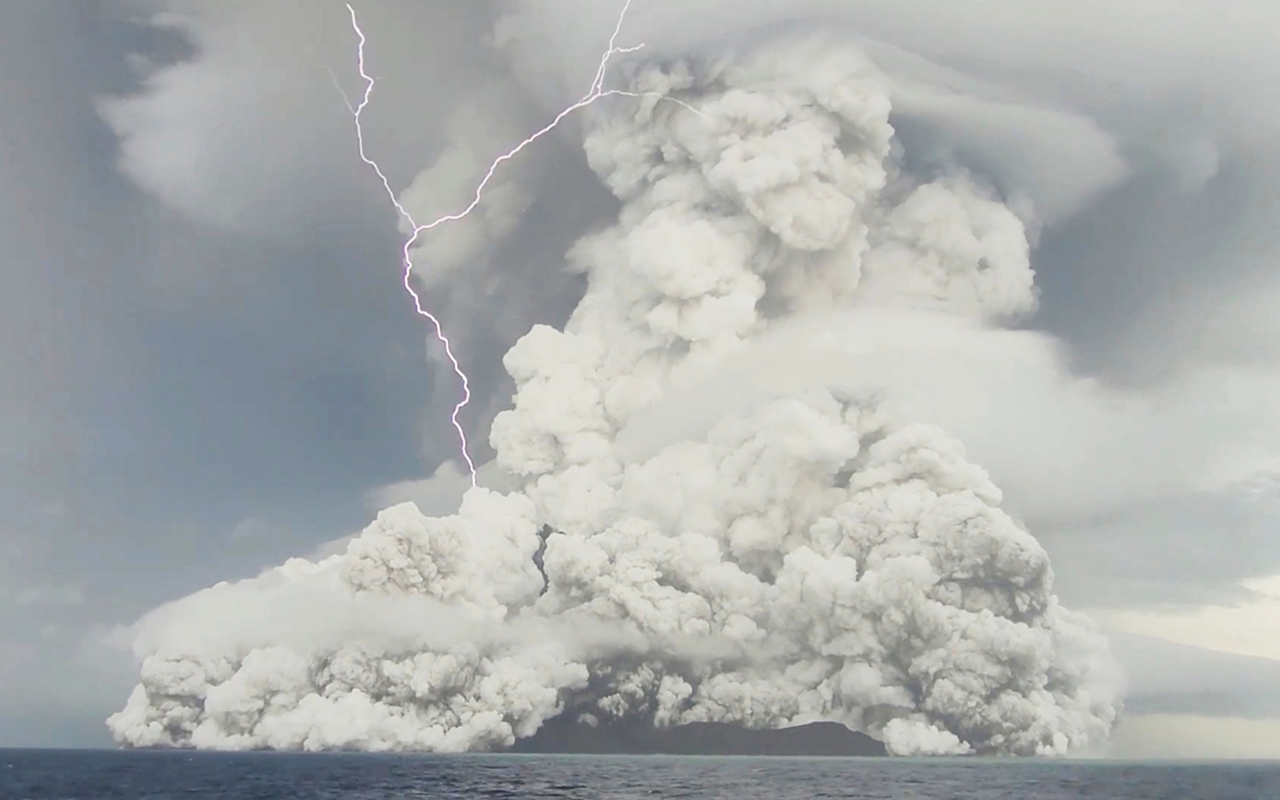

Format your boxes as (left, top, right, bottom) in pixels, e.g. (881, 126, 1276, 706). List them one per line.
(108, 34, 1119, 756)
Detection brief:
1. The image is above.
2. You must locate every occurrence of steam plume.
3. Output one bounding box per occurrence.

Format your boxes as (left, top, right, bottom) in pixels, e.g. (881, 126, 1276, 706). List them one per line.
(108, 34, 1118, 756)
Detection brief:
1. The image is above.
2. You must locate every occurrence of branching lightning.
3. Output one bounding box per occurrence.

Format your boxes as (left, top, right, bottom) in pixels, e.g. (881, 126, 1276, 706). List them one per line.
(344, 0, 702, 488)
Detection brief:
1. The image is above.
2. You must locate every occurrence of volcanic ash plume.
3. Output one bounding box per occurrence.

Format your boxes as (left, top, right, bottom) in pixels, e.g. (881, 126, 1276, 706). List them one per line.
(108, 37, 1119, 756)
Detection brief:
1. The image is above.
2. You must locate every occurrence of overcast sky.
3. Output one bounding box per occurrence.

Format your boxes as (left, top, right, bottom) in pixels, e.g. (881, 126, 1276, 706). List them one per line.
(3, 0, 1280, 754)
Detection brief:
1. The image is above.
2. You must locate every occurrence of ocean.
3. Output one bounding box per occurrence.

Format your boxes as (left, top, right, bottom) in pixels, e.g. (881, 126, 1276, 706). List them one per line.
(3, 750, 1279, 800)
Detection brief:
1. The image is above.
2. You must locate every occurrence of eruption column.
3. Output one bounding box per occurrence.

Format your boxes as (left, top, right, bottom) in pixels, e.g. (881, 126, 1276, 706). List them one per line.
(343, 1, 647, 487)
(110, 25, 1120, 757)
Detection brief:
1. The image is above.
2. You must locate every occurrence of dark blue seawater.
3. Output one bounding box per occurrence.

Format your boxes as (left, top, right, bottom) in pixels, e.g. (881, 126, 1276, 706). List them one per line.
(2, 750, 1279, 800)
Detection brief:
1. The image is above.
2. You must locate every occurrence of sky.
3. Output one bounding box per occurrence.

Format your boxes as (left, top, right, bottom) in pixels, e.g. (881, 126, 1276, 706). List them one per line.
(2, 0, 1280, 755)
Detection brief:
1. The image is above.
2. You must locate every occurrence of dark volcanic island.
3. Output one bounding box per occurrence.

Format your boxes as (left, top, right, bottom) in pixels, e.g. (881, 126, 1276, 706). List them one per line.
(511, 717, 887, 756)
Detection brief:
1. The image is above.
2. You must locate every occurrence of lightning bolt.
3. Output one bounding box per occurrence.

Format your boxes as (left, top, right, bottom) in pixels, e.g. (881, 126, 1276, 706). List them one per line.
(344, 0, 703, 488)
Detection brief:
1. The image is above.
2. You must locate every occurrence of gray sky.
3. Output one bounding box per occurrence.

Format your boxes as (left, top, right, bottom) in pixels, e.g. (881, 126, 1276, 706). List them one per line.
(0, 0, 444, 744)
(3, 0, 1280, 753)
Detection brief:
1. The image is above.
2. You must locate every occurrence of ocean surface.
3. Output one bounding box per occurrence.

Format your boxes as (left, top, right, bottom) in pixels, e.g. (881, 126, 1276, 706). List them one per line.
(3, 750, 1280, 800)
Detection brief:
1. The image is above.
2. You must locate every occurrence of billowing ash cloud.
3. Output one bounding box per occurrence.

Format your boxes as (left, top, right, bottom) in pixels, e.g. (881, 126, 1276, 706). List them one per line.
(107, 35, 1119, 756)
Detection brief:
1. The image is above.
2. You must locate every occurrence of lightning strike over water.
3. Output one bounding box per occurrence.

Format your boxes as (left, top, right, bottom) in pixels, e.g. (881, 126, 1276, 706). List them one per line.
(343, 0, 656, 487)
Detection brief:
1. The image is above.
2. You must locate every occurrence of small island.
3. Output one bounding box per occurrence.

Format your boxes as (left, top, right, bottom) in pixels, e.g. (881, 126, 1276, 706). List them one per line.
(510, 717, 887, 757)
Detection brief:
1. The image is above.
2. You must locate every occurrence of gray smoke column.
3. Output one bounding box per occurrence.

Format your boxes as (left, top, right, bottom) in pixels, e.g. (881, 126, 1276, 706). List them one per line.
(107, 36, 1119, 756)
